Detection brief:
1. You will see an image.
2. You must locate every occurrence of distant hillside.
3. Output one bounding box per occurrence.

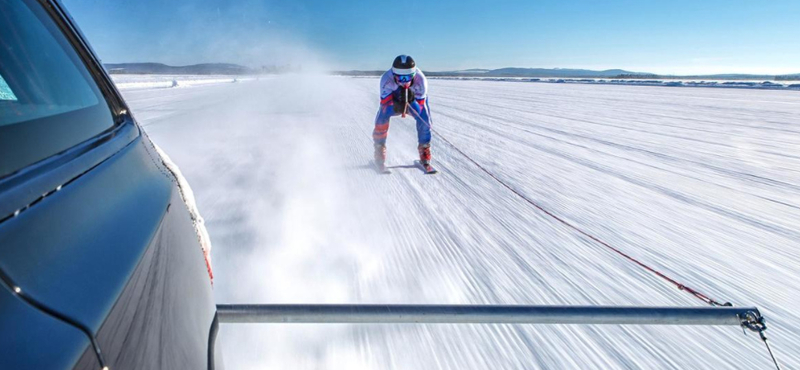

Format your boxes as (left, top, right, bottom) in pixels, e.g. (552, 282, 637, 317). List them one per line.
(105, 63, 255, 75)
(458, 69, 492, 73)
(335, 68, 799, 80)
(776, 74, 800, 81)
(484, 68, 647, 77)
(337, 70, 385, 77)
(336, 68, 651, 78)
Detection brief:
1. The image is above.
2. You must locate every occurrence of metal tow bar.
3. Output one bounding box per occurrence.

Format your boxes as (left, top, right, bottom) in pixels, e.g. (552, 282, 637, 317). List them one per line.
(208, 304, 765, 369)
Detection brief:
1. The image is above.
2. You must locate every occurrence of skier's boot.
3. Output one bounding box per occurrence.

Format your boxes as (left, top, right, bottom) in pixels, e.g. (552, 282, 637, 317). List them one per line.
(374, 143, 387, 168)
(418, 143, 432, 165)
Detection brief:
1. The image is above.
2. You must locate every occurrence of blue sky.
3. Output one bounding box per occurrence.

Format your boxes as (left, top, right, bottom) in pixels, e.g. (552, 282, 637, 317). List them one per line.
(63, 0, 800, 74)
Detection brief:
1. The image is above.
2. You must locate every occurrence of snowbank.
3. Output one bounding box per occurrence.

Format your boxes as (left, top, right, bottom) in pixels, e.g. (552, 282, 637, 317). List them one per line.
(110, 74, 260, 91)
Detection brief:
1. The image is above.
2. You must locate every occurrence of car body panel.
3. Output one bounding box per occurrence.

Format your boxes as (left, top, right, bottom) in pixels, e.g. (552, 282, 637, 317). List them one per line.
(93, 189, 216, 369)
(0, 119, 139, 219)
(0, 284, 99, 369)
(0, 1, 220, 368)
(0, 134, 172, 332)
(0, 120, 219, 370)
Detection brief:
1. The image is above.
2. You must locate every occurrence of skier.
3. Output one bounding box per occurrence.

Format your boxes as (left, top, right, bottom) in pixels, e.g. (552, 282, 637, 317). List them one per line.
(373, 55, 434, 173)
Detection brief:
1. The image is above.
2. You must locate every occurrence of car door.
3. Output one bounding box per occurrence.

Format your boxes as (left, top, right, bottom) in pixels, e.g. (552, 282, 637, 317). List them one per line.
(0, 0, 218, 369)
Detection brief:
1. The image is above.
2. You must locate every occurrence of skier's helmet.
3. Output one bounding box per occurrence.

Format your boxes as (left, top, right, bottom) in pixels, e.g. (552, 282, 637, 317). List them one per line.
(392, 55, 416, 87)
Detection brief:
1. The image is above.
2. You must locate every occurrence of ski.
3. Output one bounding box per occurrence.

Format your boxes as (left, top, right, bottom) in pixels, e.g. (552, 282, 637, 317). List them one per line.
(414, 160, 438, 174)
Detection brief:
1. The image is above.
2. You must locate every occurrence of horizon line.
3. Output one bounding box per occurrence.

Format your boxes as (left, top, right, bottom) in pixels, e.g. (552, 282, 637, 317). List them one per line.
(103, 62, 800, 77)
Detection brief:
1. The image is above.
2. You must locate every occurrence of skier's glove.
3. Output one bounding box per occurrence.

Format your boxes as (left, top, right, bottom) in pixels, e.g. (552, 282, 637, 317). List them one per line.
(392, 88, 415, 105)
(416, 98, 426, 111)
(393, 101, 405, 114)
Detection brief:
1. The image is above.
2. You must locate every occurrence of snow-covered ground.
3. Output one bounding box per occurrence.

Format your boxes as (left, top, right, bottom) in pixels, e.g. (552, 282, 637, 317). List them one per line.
(121, 75, 800, 369)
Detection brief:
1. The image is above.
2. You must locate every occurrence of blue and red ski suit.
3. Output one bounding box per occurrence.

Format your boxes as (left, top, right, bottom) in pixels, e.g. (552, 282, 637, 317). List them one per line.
(373, 68, 432, 146)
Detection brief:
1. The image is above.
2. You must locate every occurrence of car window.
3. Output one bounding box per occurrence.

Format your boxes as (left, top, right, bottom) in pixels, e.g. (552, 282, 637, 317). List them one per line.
(0, 74, 16, 101)
(0, 0, 114, 178)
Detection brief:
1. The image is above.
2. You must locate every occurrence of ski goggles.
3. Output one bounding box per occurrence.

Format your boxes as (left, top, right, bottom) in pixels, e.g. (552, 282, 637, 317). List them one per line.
(394, 73, 415, 84)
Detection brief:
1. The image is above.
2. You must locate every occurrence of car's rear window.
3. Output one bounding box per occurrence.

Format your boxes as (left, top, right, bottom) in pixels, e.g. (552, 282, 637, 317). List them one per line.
(0, 0, 114, 178)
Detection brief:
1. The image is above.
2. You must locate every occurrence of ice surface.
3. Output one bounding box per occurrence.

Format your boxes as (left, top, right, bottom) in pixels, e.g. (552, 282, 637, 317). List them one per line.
(122, 75, 800, 369)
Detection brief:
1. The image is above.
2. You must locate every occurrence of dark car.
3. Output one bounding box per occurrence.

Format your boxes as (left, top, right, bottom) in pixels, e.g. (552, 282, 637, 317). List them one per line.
(0, 0, 221, 368)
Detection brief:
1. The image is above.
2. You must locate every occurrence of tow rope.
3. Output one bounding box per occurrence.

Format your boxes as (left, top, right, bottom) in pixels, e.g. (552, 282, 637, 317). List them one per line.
(404, 105, 782, 369)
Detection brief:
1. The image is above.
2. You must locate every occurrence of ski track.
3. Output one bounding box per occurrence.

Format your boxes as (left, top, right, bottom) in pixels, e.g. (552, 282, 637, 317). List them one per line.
(121, 76, 800, 369)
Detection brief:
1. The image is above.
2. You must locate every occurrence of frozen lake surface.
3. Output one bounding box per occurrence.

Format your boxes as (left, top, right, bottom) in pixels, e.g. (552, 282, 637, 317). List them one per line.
(122, 76, 800, 369)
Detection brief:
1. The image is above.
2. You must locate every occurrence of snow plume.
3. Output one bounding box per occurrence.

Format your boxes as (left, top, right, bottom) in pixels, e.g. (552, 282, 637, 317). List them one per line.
(67, 0, 331, 73)
(205, 76, 386, 369)
(163, 0, 331, 73)
(129, 75, 385, 369)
